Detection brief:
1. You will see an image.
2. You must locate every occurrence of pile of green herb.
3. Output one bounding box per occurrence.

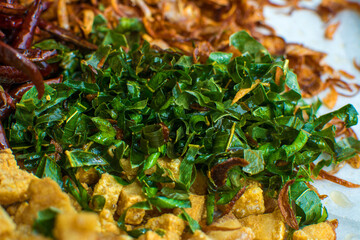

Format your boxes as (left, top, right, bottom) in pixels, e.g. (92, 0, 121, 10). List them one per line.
(5, 16, 360, 233)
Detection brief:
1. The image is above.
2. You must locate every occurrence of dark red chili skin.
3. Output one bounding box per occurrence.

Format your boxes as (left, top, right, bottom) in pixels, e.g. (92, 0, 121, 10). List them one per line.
(0, 13, 23, 29)
(12, 0, 42, 49)
(0, 121, 9, 149)
(17, 49, 57, 62)
(0, 2, 26, 15)
(0, 65, 29, 85)
(0, 41, 44, 98)
(38, 19, 98, 50)
(0, 62, 58, 85)
(37, 61, 58, 77)
(2, 91, 16, 109)
(0, 30, 4, 39)
(0, 105, 11, 120)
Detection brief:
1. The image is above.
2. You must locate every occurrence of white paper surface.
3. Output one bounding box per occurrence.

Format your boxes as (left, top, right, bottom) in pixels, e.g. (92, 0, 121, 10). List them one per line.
(264, 3, 360, 239)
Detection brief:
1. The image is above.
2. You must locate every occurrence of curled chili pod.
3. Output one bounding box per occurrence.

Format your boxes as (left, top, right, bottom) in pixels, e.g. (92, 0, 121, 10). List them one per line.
(0, 41, 44, 98)
(0, 104, 11, 121)
(0, 13, 23, 29)
(38, 19, 98, 50)
(0, 121, 9, 149)
(36, 61, 58, 77)
(0, 2, 27, 15)
(12, 0, 42, 49)
(0, 65, 29, 85)
(18, 49, 58, 62)
(159, 122, 169, 142)
(0, 62, 57, 83)
(210, 157, 249, 188)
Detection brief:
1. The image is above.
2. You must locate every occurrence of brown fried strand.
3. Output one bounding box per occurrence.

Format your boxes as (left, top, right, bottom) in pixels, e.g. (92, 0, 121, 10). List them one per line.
(210, 158, 249, 188)
(277, 179, 299, 230)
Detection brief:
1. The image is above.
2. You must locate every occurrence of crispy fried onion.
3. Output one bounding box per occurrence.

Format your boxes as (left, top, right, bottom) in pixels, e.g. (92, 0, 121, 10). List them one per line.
(210, 158, 249, 188)
(317, 168, 360, 188)
(326, 117, 358, 138)
(305, 182, 328, 200)
(278, 179, 299, 230)
(354, 59, 360, 72)
(310, 162, 360, 187)
(317, 0, 360, 22)
(324, 21, 340, 39)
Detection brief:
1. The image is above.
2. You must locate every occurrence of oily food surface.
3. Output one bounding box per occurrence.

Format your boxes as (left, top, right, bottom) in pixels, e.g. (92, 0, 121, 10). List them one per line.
(0, 0, 359, 240)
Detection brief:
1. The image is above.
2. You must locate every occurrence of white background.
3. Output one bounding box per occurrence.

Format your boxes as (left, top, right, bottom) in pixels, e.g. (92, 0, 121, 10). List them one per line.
(264, 2, 360, 239)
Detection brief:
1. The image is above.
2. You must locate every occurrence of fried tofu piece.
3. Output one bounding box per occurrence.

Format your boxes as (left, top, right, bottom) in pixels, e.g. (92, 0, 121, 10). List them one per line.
(237, 210, 286, 240)
(75, 167, 100, 185)
(174, 194, 206, 222)
(96, 232, 133, 240)
(94, 173, 123, 212)
(231, 186, 265, 218)
(144, 157, 182, 181)
(9, 224, 51, 240)
(144, 214, 185, 240)
(293, 222, 336, 240)
(53, 212, 101, 240)
(16, 178, 75, 225)
(137, 231, 163, 240)
(0, 206, 16, 236)
(0, 149, 17, 169)
(207, 227, 255, 240)
(205, 214, 255, 240)
(187, 230, 211, 240)
(117, 181, 146, 225)
(98, 210, 121, 234)
(158, 158, 181, 180)
(120, 158, 139, 180)
(0, 149, 36, 206)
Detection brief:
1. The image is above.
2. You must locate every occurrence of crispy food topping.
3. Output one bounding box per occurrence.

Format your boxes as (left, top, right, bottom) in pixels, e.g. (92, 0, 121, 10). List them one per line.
(0, 0, 359, 239)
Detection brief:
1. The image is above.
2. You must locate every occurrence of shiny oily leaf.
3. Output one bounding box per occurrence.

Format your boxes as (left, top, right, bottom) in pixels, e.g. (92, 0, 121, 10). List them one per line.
(242, 149, 265, 175)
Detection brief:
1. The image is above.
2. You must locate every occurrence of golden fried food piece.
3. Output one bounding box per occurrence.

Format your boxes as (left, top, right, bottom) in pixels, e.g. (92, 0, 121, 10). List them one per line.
(137, 231, 163, 240)
(231, 185, 265, 218)
(96, 232, 133, 240)
(187, 230, 211, 240)
(237, 210, 286, 240)
(174, 194, 206, 222)
(0, 206, 16, 237)
(117, 181, 146, 225)
(2, 224, 51, 240)
(94, 173, 123, 212)
(53, 212, 100, 240)
(75, 167, 100, 185)
(157, 158, 181, 181)
(144, 214, 185, 240)
(93, 173, 124, 234)
(0, 149, 36, 205)
(205, 214, 255, 240)
(16, 178, 75, 225)
(208, 227, 255, 240)
(293, 221, 336, 240)
(120, 158, 139, 180)
(0, 149, 18, 169)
